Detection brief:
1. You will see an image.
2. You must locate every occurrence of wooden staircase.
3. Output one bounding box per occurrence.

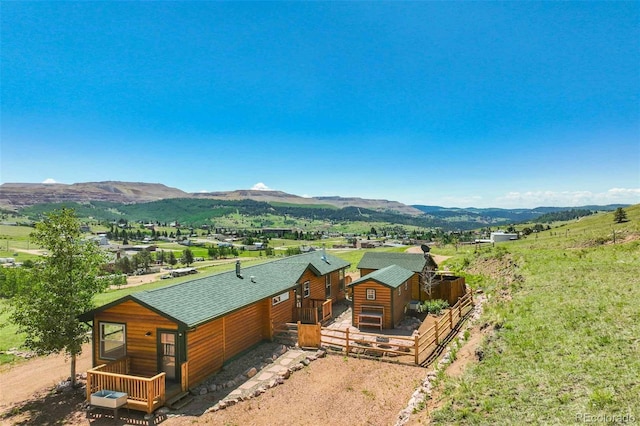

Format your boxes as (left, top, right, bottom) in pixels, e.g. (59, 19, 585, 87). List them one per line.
(273, 322, 298, 346)
(165, 391, 194, 410)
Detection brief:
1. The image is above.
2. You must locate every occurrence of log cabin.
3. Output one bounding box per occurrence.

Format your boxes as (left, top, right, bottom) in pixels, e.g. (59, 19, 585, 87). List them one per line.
(80, 251, 349, 413)
(348, 264, 414, 330)
(356, 252, 466, 306)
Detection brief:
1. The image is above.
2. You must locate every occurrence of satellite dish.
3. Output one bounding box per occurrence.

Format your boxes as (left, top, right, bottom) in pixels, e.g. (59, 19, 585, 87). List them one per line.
(420, 244, 430, 253)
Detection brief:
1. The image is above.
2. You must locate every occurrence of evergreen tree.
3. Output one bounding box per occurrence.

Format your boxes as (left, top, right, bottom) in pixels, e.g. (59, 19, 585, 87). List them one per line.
(614, 207, 628, 223)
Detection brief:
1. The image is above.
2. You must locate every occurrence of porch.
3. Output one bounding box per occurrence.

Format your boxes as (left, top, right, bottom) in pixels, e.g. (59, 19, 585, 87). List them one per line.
(86, 357, 189, 414)
(297, 298, 333, 324)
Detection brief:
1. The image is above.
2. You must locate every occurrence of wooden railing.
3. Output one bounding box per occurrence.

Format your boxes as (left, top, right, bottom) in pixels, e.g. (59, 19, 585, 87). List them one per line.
(86, 361, 166, 414)
(321, 290, 474, 366)
(416, 291, 474, 364)
(298, 307, 318, 324)
(321, 299, 332, 323)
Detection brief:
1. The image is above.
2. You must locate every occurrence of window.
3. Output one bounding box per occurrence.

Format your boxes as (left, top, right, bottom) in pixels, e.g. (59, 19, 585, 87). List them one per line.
(405, 281, 408, 291)
(398, 286, 401, 296)
(325, 275, 331, 299)
(272, 291, 290, 306)
(339, 269, 345, 292)
(100, 322, 126, 360)
(303, 281, 310, 298)
(366, 288, 376, 300)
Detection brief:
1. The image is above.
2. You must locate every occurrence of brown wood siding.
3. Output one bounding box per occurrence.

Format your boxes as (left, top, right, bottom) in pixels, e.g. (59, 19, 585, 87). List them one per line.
(327, 269, 346, 302)
(392, 280, 413, 327)
(93, 300, 178, 377)
(223, 302, 266, 361)
(186, 318, 223, 386)
(410, 273, 421, 300)
(271, 289, 295, 327)
(423, 276, 466, 305)
(352, 281, 393, 329)
(298, 269, 325, 306)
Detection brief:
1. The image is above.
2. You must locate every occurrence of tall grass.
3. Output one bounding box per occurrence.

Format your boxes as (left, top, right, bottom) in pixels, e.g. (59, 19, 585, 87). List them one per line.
(431, 205, 640, 423)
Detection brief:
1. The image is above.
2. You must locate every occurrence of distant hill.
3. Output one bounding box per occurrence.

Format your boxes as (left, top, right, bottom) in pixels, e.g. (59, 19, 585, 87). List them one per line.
(0, 181, 423, 215)
(1, 181, 629, 231)
(411, 204, 627, 225)
(0, 181, 189, 209)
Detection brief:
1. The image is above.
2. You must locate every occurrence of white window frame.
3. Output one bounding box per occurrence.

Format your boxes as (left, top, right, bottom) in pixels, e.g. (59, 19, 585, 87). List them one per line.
(303, 281, 310, 298)
(366, 288, 376, 300)
(398, 286, 402, 296)
(272, 291, 290, 306)
(99, 322, 126, 360)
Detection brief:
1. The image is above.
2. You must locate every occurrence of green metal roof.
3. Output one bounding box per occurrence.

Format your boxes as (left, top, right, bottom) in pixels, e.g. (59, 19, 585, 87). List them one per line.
(357, 252, 428, 273)
(348, 264, 414, 289)
(82, 251, 349, 328)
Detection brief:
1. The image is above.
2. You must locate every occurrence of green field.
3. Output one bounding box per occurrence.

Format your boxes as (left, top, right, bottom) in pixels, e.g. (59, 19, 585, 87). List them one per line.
(430, 205, 640, 423)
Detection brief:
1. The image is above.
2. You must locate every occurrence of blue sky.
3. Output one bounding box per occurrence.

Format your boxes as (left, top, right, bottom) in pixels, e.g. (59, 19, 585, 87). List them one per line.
(1, 2, 638, 208)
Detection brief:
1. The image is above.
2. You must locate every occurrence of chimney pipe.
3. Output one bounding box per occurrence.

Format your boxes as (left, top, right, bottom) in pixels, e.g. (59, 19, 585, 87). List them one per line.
(236, 260, 243, 279)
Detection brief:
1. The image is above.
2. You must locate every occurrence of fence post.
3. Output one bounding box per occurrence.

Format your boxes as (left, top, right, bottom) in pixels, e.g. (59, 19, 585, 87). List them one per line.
(345, 328, 350, 354)
(414, 334, 419, 365)
(449, 308, 454, 330)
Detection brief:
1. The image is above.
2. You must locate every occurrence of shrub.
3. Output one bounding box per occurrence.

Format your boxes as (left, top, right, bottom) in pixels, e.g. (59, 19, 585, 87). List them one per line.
(421, 299, 450, 315)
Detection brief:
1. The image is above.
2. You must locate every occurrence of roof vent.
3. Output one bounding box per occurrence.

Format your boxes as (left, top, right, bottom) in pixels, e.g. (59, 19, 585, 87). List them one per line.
(235, 260, 243, 279)
(250, 276, 256, 283)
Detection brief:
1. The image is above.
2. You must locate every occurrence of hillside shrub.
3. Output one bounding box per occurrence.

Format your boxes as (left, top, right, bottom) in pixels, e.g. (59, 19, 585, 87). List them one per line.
(421, 299, 449, 315)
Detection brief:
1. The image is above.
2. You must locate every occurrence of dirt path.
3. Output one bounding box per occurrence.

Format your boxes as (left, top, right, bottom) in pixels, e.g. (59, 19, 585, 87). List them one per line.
(404, 246, 450, 265)
(0, 343, 92, 414)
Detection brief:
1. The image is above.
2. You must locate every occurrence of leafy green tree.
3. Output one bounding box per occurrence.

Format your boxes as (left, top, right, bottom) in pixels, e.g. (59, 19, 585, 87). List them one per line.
(181, 248, 194, 266)
(156, 250, 165, 265)
(7, 208, 108, 387)
(614, 207, 628, 223)
(168, 251, 177, 266)
(207, 245, 219, 259)
(137, 249, 152, 272)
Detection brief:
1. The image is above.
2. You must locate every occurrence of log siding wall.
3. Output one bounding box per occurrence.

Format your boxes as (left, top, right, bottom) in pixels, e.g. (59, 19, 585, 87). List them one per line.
(352, 281, 393, 329)
(93, 300, 178, 377)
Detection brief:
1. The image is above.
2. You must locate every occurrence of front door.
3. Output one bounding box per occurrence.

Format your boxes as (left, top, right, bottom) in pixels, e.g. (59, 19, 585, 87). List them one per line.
(158, 331, 178, 382)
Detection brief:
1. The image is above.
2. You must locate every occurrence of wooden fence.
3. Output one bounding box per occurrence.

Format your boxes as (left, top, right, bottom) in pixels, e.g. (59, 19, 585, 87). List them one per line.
(320, 291, 474, 366)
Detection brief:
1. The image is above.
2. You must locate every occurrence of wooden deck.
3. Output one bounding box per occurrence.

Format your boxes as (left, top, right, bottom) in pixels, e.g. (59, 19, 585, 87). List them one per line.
(86, 358, 188, 414)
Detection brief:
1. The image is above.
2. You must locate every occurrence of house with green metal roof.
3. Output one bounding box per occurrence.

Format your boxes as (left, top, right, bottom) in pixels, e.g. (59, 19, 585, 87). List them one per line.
(81, 251, 349, 413)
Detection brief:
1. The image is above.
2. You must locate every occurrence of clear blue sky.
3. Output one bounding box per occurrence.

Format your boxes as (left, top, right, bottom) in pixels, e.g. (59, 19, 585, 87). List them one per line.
(1, 2, 638, 208)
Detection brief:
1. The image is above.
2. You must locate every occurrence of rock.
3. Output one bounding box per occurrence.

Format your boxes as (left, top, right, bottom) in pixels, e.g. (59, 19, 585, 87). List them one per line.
(235, 374, 246, 383)
(226, 398, 237, 407)
(268, 379, 278, 388)
(301, 358, 310, 366)
(218, 401, 228, 409)
(264, 357, 273, 364)
(279, 369, 291, 379)
(245, 367, 258, 378)
(278, 344, 288, 355)
(276, 376, 284, 385)
(208, 383, 217, 392)
(316, 349, 326, 358)
(157, 407, 171, 415)
(226, 380, 236, 388)
(272, 354, 279, 361)
(306, 354, 318, 362)
(199, 387, 208, 395)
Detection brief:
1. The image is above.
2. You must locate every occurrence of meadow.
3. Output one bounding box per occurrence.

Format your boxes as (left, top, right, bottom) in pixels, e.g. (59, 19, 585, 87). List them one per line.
(429, 205, 640, 424)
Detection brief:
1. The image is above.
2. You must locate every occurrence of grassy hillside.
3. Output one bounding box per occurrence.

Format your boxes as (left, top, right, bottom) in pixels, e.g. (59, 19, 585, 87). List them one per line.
(429, 205, 640, 423)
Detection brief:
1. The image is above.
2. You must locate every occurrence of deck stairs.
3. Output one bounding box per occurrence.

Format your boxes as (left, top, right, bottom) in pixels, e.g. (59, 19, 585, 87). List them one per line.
(273, 322, 298, 346)
(165, 391, 194, 410)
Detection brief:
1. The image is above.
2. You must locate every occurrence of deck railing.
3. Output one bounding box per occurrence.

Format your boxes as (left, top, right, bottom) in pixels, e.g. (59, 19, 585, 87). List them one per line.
(86, 360, 166, 414)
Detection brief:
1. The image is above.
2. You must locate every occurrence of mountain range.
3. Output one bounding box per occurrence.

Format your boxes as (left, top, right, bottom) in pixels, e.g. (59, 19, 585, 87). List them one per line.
(0, 181, 627, 229)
